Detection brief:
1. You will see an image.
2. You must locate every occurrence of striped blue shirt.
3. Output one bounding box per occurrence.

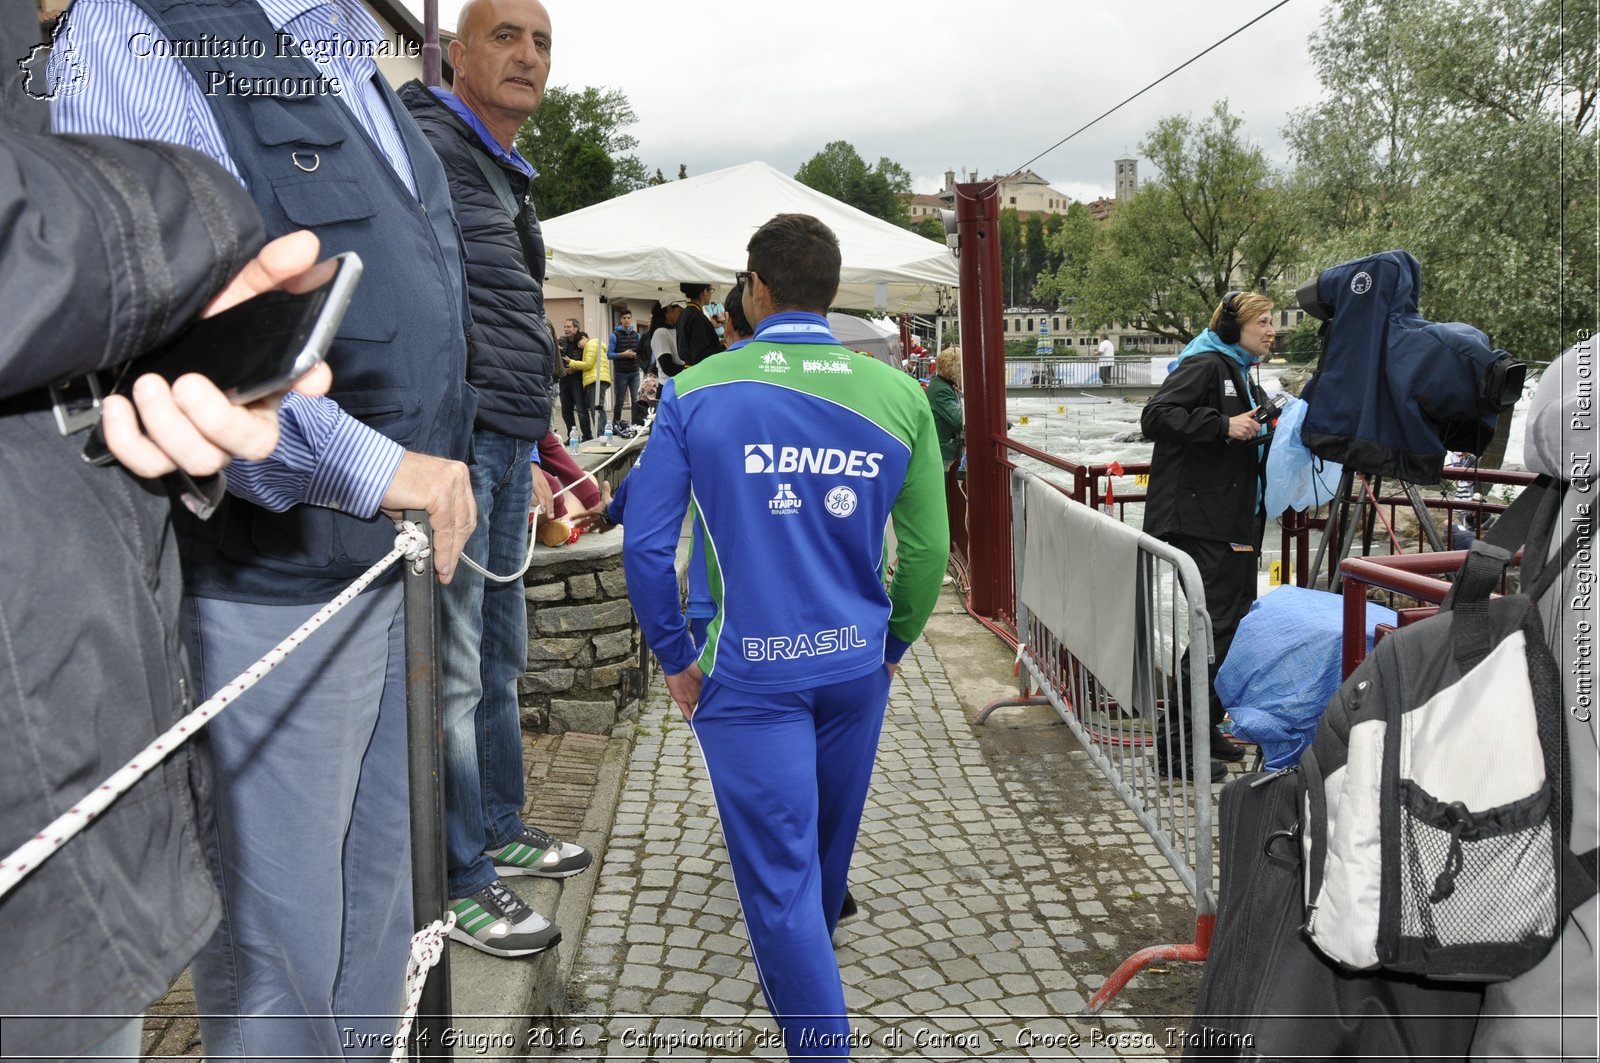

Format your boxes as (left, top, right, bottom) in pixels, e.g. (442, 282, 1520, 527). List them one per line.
(49, 0, 419, 517)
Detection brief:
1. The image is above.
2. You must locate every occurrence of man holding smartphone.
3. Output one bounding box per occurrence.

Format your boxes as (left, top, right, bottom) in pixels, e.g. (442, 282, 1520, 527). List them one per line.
(399, 0, 592, 961)
(0, 120, 331, 1061)
(52, 1, 478, 1057)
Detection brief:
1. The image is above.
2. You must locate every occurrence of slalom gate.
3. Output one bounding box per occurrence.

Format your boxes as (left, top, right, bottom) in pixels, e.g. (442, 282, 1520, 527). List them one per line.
(977, 467, 1219, 1017)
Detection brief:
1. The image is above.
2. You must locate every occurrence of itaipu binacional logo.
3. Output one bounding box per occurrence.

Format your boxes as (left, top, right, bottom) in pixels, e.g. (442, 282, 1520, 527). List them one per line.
(1350, 271, 1373, 295)
(768, 483, 802, 515)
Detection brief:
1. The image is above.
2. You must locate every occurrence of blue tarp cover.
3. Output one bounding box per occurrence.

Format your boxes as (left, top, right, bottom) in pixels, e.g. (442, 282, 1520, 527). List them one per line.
(1217, 585, 1397, 769)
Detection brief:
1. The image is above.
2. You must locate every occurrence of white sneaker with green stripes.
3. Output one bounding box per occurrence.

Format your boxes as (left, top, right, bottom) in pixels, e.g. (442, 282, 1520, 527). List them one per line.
(448, 880, 560, 958)
(489, 824, 592, 879)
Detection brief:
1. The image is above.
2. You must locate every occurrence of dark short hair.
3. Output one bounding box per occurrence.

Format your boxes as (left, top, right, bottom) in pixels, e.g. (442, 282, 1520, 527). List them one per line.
(746, 214, 840, 313)
(725, 281, 754, 337)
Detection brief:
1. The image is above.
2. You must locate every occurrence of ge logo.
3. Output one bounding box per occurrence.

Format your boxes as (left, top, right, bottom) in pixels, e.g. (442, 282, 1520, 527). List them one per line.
(824, 486, 857, 518)
(1350, 271, 1373, 295)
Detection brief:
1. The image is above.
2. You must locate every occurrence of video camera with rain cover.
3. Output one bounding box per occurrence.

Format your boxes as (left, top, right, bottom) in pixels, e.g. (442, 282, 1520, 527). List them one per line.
(1295, 250, 1524, 484)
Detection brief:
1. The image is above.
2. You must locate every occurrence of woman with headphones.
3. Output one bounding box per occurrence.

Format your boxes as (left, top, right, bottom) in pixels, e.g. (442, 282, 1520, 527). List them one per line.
(1140, 291, 1276, 782)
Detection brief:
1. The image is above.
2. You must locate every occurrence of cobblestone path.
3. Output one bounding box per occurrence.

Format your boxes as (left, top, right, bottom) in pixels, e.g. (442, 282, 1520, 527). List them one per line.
(564, 639, 1200, 1061)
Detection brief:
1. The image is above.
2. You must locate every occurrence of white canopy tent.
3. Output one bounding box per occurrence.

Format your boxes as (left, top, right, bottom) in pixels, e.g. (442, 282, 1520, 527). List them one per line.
(540, 162, 958, 314)
(826, 313, 902, 367)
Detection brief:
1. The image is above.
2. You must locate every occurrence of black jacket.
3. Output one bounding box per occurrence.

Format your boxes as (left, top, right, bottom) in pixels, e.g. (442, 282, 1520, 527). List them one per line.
(0, 130, 263, 1060)
(676, 302, 724, 367)
(1140, 350, 1269, 546)
(399, 82, 553, 442)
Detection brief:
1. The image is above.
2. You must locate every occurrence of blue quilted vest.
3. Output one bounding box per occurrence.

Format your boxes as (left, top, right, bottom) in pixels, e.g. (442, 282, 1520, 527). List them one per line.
(132, 0, 474, 604)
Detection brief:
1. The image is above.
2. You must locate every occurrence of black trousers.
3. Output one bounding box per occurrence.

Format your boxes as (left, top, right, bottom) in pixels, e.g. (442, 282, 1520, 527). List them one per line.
(1164, 534, 1258, 733)
(559, 373, 591, 441)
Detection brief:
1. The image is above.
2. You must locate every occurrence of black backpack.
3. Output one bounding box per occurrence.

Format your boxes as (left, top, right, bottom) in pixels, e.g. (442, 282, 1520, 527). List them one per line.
(1302, 477, 1597, 980)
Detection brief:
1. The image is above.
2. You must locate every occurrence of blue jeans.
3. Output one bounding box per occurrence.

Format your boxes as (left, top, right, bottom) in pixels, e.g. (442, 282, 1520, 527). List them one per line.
(439, 428, 535, 898)
(612, 366, 641, 425)
(186, 583, 409, 1062)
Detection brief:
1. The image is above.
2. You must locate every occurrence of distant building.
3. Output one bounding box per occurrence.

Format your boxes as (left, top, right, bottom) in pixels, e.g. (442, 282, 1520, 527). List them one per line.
(999, 309, 1179, 356)
(1115, 157, 1138, 200)
(934, 167, 1075, 216)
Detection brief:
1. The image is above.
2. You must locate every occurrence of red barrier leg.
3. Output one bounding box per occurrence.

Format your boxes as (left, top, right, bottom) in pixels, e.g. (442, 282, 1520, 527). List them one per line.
(1077, 913, 1215, 1018)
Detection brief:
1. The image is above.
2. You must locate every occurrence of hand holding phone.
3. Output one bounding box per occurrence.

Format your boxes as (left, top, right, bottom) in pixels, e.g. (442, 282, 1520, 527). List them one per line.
(93, 232, 343, 478)
(113, 250, 361, 406)
(88, 246, 360, 471)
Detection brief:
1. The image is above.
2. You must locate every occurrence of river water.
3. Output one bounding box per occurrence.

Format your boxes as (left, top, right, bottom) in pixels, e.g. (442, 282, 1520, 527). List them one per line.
(994, 366, 1533, 585)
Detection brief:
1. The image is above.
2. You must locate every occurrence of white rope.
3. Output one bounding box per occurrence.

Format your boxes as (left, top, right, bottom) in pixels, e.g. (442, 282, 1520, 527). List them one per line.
(389, 911, 456, 1063)
(0, 523, 431, 901)
(462, 413, 654, 584)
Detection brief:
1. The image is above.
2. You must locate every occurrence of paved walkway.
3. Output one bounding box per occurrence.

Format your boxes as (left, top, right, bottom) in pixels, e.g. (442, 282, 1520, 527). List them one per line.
(140, 590, 1212, 1060)
(562, 606, 1205, 1060)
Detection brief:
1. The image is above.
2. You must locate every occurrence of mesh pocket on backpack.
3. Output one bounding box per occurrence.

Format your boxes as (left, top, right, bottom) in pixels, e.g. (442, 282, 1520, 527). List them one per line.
(1397, 779, 1557, 949)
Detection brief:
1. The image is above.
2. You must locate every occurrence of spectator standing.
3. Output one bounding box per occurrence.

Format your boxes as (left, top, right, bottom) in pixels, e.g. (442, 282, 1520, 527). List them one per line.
(1140, 292, 1273, 782)
(607, 309, 643, 435)
(623, 214, 947, 1057)
(568, 328, 611, 438)
(52, 1, 478, 1056)
(0, 125, 331, 1063)
(722, 280, 755, 346)
(926, 346, 964, 470)
(558, 318, 592, 440)
(1096, 332, 1116, 385)
(676, 282, 726, 367)
(399, 0, 589, 961)
(652, 300, 687, 376)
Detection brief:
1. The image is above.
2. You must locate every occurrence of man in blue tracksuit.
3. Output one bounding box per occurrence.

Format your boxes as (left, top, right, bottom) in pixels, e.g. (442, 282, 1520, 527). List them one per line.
(622, 214, 947, 1058)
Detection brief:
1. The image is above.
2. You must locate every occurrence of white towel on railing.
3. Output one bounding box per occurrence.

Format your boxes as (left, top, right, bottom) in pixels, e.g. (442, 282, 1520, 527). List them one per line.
(1020, 480, 1141, 713)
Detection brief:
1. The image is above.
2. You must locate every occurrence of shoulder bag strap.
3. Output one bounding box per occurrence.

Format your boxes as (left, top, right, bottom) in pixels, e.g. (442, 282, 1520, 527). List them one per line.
(466, 146, 541, 272)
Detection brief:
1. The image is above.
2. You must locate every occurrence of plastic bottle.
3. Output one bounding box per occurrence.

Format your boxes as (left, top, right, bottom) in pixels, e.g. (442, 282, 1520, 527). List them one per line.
(603, 422, 613, 447)
(568, 425, 580, 452)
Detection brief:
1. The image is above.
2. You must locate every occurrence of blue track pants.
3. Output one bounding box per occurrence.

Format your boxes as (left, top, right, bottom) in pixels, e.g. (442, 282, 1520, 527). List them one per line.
(689, 665, 892, 1060)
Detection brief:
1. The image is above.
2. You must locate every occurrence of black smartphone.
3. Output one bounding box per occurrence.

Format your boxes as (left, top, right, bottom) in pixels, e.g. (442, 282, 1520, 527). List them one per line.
(118, 250, 362, 405)
(82, 252, 362, 467)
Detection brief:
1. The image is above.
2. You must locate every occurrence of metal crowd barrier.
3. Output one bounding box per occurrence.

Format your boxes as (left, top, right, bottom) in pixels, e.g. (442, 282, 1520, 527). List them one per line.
(1001, 357, 1154, 388)
(976, 468, 1217, 1017)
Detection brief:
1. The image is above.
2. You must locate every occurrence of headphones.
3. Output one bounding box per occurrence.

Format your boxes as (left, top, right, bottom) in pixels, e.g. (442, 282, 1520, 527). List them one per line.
(1215, 290, 1244, 345)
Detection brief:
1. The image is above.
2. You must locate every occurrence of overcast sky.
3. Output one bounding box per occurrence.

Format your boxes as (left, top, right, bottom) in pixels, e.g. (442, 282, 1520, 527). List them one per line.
(407, 0, 1332, 203)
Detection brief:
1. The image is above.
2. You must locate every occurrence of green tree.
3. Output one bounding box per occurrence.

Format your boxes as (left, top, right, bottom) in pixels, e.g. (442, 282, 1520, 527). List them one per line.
(913, 216, 946, 243)
(794, 141, 913, 225)
(1043, 212, 1066, 275)
(1288, 0, 1596, 361)
(1281, 316, 1322, 363)
(1033, 203, 1096, 305)
(515, 85, 650, 217)
(997, 208, 1023, 307)
(1023, 214, 1049, 299)
(1054, 102, 1301, 341)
